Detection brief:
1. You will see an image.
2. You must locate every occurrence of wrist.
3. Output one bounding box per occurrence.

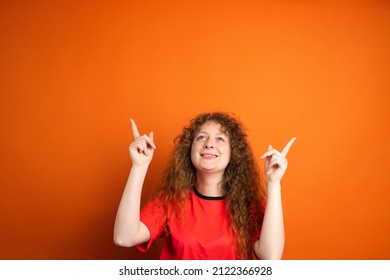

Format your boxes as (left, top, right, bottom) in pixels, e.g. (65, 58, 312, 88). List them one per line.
(130, 164, 150, 173)
(266, 180, 281, 191)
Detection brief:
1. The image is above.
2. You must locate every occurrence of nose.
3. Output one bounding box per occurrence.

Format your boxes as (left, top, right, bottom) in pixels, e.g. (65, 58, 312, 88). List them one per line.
(204, 139, 214, 149)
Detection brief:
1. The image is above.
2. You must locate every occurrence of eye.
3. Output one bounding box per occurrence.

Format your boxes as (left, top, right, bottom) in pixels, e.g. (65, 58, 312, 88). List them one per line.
(196, 135, 206, 141)
(217, 137, 225, 142)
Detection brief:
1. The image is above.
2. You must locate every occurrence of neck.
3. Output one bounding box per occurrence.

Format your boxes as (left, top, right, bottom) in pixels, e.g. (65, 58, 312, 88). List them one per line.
(195, 172, 225, 197)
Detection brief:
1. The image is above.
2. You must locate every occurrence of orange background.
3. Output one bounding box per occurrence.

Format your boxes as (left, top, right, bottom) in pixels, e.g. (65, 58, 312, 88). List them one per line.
(1, 0, 389, 260)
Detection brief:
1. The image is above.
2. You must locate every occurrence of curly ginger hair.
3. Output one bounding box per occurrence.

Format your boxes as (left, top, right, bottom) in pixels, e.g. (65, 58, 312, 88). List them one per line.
(153, 112, 265, 259)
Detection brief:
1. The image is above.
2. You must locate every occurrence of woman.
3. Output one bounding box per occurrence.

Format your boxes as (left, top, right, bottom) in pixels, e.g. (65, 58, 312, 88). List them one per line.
(114, 112, 296, 259)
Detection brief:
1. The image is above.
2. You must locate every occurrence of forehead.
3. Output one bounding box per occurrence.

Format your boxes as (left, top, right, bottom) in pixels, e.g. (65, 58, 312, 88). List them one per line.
(198, 121, 226, 134)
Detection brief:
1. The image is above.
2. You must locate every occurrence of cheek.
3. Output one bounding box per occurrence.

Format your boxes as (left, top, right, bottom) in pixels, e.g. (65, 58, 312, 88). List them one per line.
(190, 143, 198, 162)
(191, 142, 196, 153)
(222, 145, 232, 159)
(227, 145, 233, 161)
(226, 149, 232, 161)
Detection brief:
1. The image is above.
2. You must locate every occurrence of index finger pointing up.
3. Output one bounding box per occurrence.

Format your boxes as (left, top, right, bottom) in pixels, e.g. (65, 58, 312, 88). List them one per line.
(281, 137, 297, 157)
(130, 119, 140, 139)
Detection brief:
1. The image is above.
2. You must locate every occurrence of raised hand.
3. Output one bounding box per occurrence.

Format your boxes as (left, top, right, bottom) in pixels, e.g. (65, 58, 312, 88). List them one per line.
(129, 119, 156, 167)
(260, 137, 296, 183)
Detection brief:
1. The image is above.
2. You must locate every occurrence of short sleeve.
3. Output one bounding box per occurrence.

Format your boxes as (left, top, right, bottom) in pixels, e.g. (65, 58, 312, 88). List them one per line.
(136, 198, 167, 252)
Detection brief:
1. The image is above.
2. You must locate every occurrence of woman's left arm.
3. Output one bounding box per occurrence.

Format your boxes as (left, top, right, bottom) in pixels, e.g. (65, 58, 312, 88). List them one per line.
(254, 137, 296, 260)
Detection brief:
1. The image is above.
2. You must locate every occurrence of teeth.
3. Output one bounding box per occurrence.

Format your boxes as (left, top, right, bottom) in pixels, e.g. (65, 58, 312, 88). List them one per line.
(201, 154, 217, 157)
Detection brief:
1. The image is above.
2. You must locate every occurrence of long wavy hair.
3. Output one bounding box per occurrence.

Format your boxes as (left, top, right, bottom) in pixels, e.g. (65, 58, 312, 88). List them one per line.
(153, 112, 265, 259)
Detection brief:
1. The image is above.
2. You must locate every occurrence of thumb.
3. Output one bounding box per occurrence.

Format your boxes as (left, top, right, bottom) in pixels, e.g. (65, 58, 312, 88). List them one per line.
(268, 144, 273, 152)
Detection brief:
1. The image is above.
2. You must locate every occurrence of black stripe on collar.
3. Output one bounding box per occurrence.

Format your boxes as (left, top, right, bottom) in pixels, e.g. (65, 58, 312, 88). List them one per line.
(193, 186, 225, 200)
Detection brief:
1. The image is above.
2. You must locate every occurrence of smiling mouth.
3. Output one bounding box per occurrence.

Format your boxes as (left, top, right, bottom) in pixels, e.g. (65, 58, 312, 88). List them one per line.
(200, 154, 218, 158)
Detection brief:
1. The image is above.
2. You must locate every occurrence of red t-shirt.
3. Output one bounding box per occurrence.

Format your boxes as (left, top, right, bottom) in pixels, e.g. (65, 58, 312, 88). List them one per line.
(137, 188, 238, 259)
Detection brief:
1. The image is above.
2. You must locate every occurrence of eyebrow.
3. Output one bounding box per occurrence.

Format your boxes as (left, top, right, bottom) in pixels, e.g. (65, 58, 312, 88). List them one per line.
(197, 131, 228, 136)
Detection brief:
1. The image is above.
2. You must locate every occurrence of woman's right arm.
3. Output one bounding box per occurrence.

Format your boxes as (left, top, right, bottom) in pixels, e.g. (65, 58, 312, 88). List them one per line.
(113, 119, 156, 247)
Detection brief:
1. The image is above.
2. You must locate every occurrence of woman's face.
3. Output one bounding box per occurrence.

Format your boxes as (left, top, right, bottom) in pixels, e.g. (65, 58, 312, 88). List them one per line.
(191, 121, 231, 176)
